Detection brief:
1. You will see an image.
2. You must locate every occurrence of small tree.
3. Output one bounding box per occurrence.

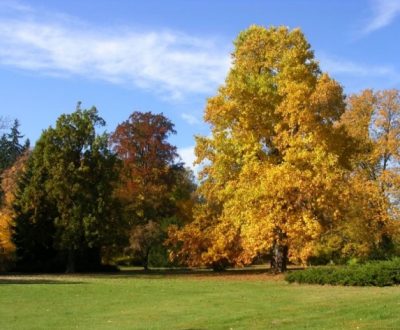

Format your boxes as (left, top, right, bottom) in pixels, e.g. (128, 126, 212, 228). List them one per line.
(127, 220, 162, 271)
(0, 120, 29, 205)
(0, 120, 29, 175)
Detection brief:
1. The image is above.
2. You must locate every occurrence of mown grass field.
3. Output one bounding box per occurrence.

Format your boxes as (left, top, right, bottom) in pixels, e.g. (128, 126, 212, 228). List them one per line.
(0, 268, 399, 329)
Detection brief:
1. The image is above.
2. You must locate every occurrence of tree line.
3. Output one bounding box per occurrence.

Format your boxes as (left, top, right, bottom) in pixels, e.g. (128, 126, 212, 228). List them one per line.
(1, 25, 400, 273)
(0, 106, 195, 272)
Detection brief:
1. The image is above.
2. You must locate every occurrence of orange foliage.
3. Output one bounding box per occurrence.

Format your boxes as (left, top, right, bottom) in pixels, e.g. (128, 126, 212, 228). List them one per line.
(0, 152, 29, 269)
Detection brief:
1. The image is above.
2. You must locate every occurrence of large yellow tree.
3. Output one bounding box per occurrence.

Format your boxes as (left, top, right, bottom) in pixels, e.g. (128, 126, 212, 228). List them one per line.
(168, 26, 397, 271)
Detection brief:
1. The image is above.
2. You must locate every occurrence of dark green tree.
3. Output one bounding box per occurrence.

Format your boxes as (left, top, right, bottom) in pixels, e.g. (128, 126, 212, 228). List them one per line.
(13, 104, 120, 272)
(12, 157, 60, 272)
(0, 120, 29, 174)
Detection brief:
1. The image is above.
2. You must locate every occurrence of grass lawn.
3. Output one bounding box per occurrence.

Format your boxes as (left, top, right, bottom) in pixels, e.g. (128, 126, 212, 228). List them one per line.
(0, 268, 399, 329)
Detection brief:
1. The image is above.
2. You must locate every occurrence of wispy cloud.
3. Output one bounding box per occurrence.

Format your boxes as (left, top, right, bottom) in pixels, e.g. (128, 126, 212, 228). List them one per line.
(363, 0, 400, 34)
(181, 113, 201, 125)
(317, 53, 400, 92)
(319, 54, 397, 77)
(0, 0, 32, 13)
(0, 2, 230, 99)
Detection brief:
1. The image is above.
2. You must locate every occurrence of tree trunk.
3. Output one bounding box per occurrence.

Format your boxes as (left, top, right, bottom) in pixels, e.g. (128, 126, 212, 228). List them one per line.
(66, 249, 76, 273)
(211, 262, 226, 272)
(270, 243, 288, 273)
(143, 249, 150, 271)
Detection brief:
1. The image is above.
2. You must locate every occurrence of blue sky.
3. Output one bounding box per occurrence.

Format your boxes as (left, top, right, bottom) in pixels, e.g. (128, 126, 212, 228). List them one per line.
(1, 0, 400, 173)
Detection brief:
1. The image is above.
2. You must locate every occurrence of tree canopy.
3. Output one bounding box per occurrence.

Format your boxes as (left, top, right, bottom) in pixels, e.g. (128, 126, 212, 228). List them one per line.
(111, 111, 195, 269)
(13, 104, 120, 272)
(168, 25, 400, 271)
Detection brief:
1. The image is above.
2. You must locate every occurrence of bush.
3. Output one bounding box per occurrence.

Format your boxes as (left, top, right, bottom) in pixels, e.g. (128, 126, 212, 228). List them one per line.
(285, 258, 400, 286)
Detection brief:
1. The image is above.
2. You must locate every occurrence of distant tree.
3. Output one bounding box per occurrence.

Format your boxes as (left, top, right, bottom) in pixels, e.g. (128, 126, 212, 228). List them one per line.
(13, 104, 120, 272)
(0, 152, 29, 270)
(127, 220, 162, 271)
(0, 120, 29, 205)
(339, 89, 400, 259)
(111, 112, 195, 269)
(0, 119, 29, 175)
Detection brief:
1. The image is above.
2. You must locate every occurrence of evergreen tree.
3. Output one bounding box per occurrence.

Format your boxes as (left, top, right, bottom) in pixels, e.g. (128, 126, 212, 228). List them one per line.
(12, 104, 120, 272)
(0, 119, 29, 175)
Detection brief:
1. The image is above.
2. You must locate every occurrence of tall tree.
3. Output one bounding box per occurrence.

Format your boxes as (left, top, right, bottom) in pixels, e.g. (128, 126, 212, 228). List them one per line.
(13, 104, 120, 272)
(111, 112, 194, 269)
(339, 89, 400, 258)
(168, 26, 392, 272)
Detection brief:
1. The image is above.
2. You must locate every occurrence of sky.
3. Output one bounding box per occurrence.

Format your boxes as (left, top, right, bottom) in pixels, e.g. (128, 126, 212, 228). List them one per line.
(1, 0, 400, 174)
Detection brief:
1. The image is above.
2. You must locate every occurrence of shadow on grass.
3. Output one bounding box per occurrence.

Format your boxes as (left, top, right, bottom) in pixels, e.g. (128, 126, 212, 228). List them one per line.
(0, 278, 84, 285)
(0, 266, 304, 281)
(74, 265, 304, 280)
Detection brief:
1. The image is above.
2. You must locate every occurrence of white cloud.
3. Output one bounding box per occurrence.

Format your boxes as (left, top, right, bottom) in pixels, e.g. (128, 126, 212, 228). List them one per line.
(178, 145, 199, 174)
(363, 0, 400, 34)
(0, 3, 230, 99)
(181, 113, 201, 125)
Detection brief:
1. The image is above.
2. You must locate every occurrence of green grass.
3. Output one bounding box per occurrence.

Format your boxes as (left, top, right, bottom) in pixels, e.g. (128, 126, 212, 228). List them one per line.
(0, 269, 400, 329)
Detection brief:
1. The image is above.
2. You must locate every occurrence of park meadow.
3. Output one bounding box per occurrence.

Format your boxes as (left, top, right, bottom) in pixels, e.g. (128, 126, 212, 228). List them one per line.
(1, 268, 400, 329)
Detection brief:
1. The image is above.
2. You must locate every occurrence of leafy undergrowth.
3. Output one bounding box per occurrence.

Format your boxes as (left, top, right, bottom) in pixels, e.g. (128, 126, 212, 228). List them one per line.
(285, 258, 400, 286)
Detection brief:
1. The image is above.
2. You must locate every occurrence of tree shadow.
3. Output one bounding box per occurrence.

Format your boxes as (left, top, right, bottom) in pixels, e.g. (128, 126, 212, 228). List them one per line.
(0, 278, 83, 285)
(0, 265, 304, 282)
(80, 265, 304, 279)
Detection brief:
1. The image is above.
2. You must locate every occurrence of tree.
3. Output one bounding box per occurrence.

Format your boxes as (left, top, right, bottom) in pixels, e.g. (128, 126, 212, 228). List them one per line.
(111, 112, 195, 269)
(168, 25, 387, 272)
(0, 119, 29, 174)
(12, 104, 120, 272)
(126, 220, 162, 271)
(0, 152, 29, 270)
(0, 120, 29, 205)
(339, 89, 400, 259)
(111, 111, 178, 215)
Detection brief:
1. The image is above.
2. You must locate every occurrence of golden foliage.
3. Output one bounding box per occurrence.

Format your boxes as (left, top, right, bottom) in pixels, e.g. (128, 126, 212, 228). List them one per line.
(169, 26, 400, 268)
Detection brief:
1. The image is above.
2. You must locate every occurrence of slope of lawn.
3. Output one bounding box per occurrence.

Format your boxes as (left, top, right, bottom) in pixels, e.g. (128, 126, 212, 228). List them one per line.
(0, 269, 399, 329)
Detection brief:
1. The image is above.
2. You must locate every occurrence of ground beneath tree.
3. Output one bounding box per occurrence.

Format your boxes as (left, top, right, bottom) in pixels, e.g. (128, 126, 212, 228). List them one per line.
(0, 265, 299, 283)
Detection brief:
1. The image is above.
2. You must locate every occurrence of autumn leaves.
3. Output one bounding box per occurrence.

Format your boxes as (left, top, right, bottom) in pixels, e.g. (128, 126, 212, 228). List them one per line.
(169, 26, 400, 272)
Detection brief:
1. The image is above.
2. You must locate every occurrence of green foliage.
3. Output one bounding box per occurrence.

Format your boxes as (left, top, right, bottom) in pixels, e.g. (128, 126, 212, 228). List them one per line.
(12, 104, 121, 272)
(0, 119, 29, 174)
(285, 258, 400, 286)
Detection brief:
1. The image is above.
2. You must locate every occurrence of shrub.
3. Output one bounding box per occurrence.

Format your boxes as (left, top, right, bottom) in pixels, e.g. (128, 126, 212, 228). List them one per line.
(285, 258, 400, 286)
